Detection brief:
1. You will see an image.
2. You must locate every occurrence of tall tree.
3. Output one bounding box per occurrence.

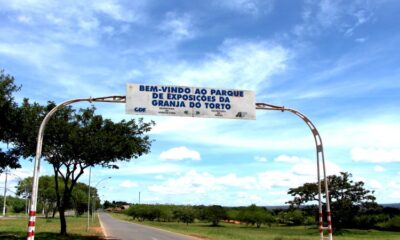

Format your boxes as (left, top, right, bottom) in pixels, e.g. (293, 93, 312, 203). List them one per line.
(14, 101, 154, 235)
(0, 70, 21, 172)
(287, 172, 377, 229)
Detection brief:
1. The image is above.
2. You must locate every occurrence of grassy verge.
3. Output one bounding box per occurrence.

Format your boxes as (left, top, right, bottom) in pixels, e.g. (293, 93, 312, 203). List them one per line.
(0, 214, 104, 240)
(110, 213, 400, 240)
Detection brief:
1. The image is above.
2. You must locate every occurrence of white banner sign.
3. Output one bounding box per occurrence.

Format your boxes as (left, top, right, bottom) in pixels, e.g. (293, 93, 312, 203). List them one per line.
(126, 84, 256, 120)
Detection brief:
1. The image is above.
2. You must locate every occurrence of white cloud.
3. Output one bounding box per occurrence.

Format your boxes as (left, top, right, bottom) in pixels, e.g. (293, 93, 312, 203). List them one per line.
(1, 0, 146, 48)
(216, 173, 257, 189)
(120, 180, 138, 188)
(98, 163, 185, 176)
(93, 0, 141, 22)
(386, 181, 400, 200)
(355, 37, 367, 43)
(368, 179, 382, 190)
(215, 0, 274, 16)
(351, 147, 400, 163)
(160, 146, 201, 161)
(3, 0, 143, 24)
(149, 158, 340, 196)
(159, 12, 195, 41)
(274, 155, 304, 163)
(150, 39, 290, 91)
(254, 156, 267, 162)
(0, 42, 65, 70)
(150, 114, 315, 151)
(258, 157, 341, 189)
(322, 120, 400, 150)
(273, 155, 342, 177)
(148, 170, 220, 194)
(148, 170, 260, 195)
(16, 15, 32, 24)
(293, 0, 374, 38)
(291, 159, 341, 176)
(373, 165, 385, 172)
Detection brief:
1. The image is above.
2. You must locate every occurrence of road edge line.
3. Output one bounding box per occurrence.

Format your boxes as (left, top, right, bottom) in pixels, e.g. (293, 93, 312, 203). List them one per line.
(98, 213, 109, 239)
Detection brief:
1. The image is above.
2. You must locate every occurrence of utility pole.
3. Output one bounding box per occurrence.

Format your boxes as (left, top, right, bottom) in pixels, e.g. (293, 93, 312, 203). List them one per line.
(2, 170, 8, 216)
(87, 167, 91, 231)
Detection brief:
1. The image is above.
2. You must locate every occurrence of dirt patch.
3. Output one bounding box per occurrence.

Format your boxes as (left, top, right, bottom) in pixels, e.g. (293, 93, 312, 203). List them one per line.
(189, 234, 210, 240)
(93, 227, 104, 236)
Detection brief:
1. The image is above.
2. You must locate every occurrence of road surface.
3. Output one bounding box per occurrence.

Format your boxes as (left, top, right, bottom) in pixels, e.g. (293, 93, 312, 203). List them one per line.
(98, 212, 199, 240)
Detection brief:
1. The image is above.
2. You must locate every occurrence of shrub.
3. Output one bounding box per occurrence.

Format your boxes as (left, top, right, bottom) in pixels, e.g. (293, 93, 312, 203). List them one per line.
(377, 216, 400, 231)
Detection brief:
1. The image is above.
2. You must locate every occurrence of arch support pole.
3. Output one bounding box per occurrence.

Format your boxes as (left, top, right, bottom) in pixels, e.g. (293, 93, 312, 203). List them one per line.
(26, 96, 125, 240)
(256, 103, 333, 240)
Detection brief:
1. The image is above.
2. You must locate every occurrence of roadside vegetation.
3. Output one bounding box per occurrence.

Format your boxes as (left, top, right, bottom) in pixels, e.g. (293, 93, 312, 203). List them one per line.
(0, 215, 103, 239)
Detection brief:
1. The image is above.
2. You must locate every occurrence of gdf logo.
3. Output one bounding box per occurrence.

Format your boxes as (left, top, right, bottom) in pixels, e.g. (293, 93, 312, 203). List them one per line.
(134, 107, 146, 112)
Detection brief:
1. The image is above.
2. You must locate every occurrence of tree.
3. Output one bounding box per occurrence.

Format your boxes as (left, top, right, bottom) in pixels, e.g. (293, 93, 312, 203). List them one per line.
(17, 176, 59, 218)
(103, 200, 112, 209)
(287, 172, 378, 229)
(237, 204, 275, 228)
(0, 196, 25, 213)
(70, 183, 90, 217)
(174, 206, 196, 225)
(0, 70, 21, 172)
(204, 205, 227, 226)
(16, 175, 95, 218)
(13, 101, 154, 235)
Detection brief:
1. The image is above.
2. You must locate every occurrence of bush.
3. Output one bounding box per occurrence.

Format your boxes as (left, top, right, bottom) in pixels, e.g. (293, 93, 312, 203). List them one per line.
(353, 214, 389, 229)
(304, 216, 316, 226)
(377, 216, 400, 231)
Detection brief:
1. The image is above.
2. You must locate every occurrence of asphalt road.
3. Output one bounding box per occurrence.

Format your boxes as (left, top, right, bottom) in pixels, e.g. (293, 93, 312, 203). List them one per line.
(98, 212, 199, 240)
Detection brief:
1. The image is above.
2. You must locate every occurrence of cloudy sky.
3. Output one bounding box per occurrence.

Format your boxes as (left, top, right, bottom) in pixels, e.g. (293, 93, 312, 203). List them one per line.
(1, 0, 399, 206)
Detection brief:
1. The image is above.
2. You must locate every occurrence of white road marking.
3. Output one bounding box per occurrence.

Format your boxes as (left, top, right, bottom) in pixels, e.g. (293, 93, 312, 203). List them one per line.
(98, 213, 109, 238)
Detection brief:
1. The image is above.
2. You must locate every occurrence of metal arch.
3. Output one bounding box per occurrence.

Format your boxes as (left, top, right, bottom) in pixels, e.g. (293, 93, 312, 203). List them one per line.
(256, 103, 333, 240)
(27, 96, 332, 240)
(27, 96, 126, 240)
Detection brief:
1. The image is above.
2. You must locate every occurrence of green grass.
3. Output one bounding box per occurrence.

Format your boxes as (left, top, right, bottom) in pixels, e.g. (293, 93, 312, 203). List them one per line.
(0, 215, 104, 240)
(111, 213, 400, 240)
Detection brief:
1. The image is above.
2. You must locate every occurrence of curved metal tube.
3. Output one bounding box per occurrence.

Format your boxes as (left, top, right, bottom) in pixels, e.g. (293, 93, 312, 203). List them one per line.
(256, 103, 333, 240)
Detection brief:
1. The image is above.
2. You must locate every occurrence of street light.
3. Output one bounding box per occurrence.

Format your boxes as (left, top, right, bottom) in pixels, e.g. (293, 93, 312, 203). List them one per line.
(1, 170, 29, 217)
(87, 168, 111, 231)
(2, 170, 8, 217)
(92, 186, 106, 222)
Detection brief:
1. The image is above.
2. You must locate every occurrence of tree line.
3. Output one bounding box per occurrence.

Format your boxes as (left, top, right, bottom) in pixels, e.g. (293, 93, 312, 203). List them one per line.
(118, 201, 399, 231)
(123, 204, 274, 228)
(115, 172, 400, 231)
